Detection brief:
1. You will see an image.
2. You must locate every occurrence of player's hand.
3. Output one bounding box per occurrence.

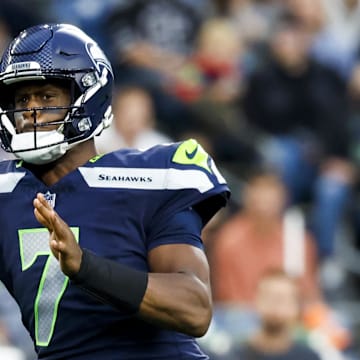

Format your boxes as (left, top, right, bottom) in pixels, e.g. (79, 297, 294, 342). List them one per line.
(33, 193, 82, 278)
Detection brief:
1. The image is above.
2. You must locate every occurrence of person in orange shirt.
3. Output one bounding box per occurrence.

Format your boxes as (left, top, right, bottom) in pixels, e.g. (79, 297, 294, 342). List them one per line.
(211, 169, 320, 305)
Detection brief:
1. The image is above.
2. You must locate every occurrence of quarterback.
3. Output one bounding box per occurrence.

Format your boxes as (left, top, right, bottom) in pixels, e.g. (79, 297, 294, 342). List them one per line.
(0, 24, 229, 359)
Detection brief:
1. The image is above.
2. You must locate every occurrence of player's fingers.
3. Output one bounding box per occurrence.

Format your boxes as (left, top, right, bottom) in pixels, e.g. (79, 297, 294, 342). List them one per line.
(36, 193, 52, 209)
(33, 195, 55, 223)
(34, 201, 56, 231)
(34, 193, 75, 248)
(34, 194, 65, 233)
(50, 237, 59, 249)
(52, 238, 67, 253)
(51, 211, 72, 239)
(49, 239, 61, 260)
(33, 207, 53, 230)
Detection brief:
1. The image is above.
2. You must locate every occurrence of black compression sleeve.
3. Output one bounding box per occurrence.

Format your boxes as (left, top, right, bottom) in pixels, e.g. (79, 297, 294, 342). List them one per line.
(70, 249, 148, 313)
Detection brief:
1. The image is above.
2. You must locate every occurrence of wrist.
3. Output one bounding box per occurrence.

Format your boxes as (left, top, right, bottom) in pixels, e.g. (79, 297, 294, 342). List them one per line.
(71, 249, 148, 313)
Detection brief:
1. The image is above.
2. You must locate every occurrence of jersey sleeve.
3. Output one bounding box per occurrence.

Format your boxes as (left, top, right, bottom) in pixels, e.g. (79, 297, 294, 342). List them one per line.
(144, 139, 230, 249)
(147, 207, 204, 252)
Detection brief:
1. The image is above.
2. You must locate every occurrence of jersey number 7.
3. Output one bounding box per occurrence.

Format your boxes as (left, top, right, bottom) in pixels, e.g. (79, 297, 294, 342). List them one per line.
(18, 227, 79, 347)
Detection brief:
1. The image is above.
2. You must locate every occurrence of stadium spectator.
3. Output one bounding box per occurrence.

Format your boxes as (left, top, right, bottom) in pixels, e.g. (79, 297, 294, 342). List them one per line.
(169, 18, 243, 104)
(232, 269, 322, 360)
(212, 0, 283, 47)
(287, 0, 360, 79)
(105, 0, 202, 77)
(103, 0, 207, 137)
(243, 12, 355, 258)
(95, 86, 171, 153)
(167, 17, 259, 172)
(211, 169, 321, 305)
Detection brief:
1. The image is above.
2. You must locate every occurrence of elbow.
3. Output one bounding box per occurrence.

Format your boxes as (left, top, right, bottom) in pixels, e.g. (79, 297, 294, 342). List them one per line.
(186, 277, 212, 337)
(193, 310, 212, 337)
(184, 303, 212, 338)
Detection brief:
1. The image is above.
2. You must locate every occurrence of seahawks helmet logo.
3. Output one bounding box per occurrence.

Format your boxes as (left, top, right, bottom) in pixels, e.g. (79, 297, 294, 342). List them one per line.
(86, 42, 113, 76)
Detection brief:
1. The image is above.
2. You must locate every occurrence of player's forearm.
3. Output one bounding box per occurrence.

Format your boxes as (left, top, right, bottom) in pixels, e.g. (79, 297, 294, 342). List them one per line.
(71, 249, 148, 313)
(139, 272, 212, 337)
(71, 249, 212, 337)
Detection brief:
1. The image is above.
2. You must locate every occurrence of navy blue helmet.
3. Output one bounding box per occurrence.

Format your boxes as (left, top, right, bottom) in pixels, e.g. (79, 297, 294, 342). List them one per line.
(0, 23, 113, 164)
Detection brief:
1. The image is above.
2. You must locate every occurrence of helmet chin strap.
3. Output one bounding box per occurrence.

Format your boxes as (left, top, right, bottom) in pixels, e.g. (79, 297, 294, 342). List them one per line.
(11, 130, 69, 164)
(14, 144, 68, 165)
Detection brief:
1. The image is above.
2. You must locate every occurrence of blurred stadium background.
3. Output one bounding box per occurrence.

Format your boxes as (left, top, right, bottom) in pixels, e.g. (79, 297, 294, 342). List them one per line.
(2, 1, 360, 359)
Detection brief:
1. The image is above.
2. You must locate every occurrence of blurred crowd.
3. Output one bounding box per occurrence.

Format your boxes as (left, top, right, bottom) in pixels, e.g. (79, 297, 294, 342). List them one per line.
(2, 0, 360, 359)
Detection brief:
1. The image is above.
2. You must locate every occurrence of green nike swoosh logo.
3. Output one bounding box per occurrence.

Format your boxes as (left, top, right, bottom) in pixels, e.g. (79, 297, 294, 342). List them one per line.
(172, 139, 212, 173)
(185, 146, 198, 159)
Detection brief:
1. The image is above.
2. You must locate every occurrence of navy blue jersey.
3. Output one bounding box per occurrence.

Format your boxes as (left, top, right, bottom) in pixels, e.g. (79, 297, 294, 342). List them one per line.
(0, 140, 229, 359)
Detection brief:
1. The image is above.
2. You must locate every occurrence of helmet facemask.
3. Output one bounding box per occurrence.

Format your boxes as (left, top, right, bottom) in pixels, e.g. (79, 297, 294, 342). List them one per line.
(0, 79, 85, 164)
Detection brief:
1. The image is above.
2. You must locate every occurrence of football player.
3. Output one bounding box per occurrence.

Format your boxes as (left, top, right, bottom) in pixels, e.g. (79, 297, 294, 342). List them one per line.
(0, 24, 229, 359)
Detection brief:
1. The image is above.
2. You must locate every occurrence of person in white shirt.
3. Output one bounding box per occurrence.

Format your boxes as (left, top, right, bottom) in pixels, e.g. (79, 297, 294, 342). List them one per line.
(96, 86, 172, 153)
